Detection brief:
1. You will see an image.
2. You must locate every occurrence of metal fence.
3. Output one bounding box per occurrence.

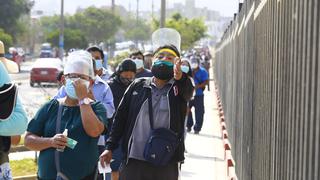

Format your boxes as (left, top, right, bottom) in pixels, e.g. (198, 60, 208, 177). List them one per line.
(214, 0, 320, 179)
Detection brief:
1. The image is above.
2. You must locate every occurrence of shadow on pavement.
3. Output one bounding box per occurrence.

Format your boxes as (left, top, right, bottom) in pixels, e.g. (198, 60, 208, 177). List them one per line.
(180, 170, 196, 177)
(188, 132, 222, 140)
(185, 152, 224, 162)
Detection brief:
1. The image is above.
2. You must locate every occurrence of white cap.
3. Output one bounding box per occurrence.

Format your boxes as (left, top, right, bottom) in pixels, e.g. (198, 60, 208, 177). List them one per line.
(152, 28, 181, 53)
(64, 50, 94, 78)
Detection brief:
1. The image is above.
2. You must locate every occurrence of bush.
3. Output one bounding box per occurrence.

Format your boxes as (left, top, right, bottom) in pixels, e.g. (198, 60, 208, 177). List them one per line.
(0, 29, 13, 52)
(10, 158, 37, 177)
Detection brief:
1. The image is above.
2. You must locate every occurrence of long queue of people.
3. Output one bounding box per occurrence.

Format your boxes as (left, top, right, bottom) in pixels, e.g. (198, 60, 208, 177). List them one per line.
(0, 28, 211, 180)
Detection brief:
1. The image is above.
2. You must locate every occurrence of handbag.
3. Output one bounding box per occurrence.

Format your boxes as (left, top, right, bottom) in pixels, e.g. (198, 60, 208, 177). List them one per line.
(143, 90, 180, 166)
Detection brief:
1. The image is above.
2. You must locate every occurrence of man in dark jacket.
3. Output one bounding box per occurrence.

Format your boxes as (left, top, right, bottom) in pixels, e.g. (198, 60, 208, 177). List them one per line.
(100, 44, 194, 180)
(106, 58, 136, 180)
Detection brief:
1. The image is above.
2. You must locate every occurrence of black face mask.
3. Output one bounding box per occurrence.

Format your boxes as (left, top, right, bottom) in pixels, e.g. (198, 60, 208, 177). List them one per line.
(151, 61, 174, 80)
(119, 76, 134, 86)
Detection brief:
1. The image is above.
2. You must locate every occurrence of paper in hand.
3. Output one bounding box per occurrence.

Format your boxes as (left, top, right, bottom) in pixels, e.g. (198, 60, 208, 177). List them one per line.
(98, 162, 112, 174)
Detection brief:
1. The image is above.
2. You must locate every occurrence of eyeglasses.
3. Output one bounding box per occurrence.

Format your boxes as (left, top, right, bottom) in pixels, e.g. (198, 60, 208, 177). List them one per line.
(65, 74, 90, 81)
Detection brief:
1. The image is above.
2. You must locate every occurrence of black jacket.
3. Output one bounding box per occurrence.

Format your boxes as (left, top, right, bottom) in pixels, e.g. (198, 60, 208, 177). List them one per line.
(107, 75, 130, 109)
(106, 74, 194, 163)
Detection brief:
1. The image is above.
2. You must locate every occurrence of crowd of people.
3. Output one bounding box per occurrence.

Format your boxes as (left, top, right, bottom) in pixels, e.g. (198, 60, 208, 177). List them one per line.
(0, 28, 211, 180)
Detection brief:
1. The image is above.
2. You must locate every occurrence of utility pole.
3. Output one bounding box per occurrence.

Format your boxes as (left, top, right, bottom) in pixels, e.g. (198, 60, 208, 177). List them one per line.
(160, 0, 166, 28)
(152, 0, 154, 18)
(59, 0, 64, 59)
(136, 0, 139, 21)
(111, 0, 115, 13)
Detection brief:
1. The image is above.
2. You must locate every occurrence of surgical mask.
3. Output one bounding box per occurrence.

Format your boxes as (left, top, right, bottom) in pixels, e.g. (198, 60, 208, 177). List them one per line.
(191, 63, 199, 69)
(134, 59, 144, 69)
(65, 78, 90, 99)
(95, 59, 103, 70)
(151, 60, 174, 80)
(119, 76, 134, 86)
(181, 65, 190, 74)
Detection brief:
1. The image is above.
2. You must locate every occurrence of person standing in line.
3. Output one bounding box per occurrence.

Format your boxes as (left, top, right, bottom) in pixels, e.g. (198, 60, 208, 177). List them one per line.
(143, 51, 153, 70)
(186, 56, 209, 134)
(0, 40, 28, 180)
(25, 50, 108, 180)
(87, 46, 112, 81)
(106, 58, 136, 180)
(129, 51, 153, 78)
(99, 43, 194, 180)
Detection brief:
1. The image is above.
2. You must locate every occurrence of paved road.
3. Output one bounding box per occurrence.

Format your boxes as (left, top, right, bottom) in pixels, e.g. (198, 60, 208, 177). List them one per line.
(9, 61, 58, 119)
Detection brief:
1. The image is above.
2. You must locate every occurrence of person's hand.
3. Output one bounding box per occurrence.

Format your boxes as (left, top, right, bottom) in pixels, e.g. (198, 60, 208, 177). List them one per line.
(88, 89, 95, 100)
(99, 150, 113, 168)
(73, 79, 89, 100)
(174, 58, 183, 80)
(50, 134, 67, 149)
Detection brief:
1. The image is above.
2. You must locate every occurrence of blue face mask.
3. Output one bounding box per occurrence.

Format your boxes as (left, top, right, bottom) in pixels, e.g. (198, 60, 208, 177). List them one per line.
(95, 60, 103, 70)
(65, 79, 78, 99)
(134, 59, 144, 69)
(181, 65, 190, 74)
(65, 78, 90, 99)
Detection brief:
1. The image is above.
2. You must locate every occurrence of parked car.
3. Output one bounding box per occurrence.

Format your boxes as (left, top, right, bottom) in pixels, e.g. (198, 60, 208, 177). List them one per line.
(30, 58, 63, 87)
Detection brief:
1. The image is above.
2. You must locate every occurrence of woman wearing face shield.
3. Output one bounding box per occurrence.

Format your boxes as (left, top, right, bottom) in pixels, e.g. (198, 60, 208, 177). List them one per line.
(24, 51, 108, 180)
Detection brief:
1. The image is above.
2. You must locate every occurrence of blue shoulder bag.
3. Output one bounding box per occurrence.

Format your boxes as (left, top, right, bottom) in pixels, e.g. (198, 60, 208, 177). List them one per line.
(143, 89, 180, 166)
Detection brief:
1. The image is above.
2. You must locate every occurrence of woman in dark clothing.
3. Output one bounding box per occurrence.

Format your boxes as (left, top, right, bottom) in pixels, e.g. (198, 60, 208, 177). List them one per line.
(106, 58, 136, 180)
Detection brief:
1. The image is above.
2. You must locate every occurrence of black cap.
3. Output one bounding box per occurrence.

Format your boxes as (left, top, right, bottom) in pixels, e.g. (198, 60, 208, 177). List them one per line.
(0, 83, 17, 120)
(117, 58, 137, 73)
(86, 46, 104, 59)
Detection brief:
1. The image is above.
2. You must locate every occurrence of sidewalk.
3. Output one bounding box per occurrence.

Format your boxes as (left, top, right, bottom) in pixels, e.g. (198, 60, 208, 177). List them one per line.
(181, 80, 227, 180)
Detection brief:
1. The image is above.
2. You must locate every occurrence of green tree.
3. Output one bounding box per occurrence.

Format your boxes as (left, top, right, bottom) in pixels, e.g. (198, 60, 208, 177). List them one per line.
(153, 13, 208, 50)
(46, 29, 88, 51)
(40, 15, 61, 37)
(0, 0, 33, 39)
(0, 29, 13, 52)
(123, 18, 152, 42)
(109, 51, 130, 69)
(69, 7, 122, 43)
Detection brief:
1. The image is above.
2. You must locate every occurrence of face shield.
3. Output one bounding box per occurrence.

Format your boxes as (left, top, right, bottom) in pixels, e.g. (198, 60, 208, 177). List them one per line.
(64, 50, 94, 79)
(152, 28, 181, 53)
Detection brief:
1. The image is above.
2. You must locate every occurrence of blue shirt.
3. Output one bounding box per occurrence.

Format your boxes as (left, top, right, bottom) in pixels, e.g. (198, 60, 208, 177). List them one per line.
(0, 61, 28, 136)
(27, 99, 108, 179)
(54, 76, 115, 119)
(193, 67, 209, 96)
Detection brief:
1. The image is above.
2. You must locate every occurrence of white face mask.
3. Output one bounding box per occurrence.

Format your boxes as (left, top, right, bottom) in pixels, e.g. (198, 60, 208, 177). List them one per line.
(134, 59, 144, 69)
(191, 63, 199, 69)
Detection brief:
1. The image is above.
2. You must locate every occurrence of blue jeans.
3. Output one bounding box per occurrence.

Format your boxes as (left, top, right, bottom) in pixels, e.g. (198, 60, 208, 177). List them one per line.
(187, 95, 205, 132)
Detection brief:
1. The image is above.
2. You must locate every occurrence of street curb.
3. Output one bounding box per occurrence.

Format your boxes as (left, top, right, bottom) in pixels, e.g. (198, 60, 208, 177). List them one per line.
(13, 175, 37, 180)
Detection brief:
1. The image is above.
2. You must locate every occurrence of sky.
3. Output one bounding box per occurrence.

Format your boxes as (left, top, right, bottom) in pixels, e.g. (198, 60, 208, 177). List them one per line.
(32, 0, 239, 17)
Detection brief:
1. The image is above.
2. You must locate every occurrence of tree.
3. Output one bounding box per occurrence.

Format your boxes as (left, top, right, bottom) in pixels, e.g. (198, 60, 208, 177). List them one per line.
(0, 0, 33, 39)
(46, 29, 88, 51)
(122, 18, 152, 43)
(153, 13, 208, 50)
(0, 29, 13, 52)
(69, 7, 122, 43)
